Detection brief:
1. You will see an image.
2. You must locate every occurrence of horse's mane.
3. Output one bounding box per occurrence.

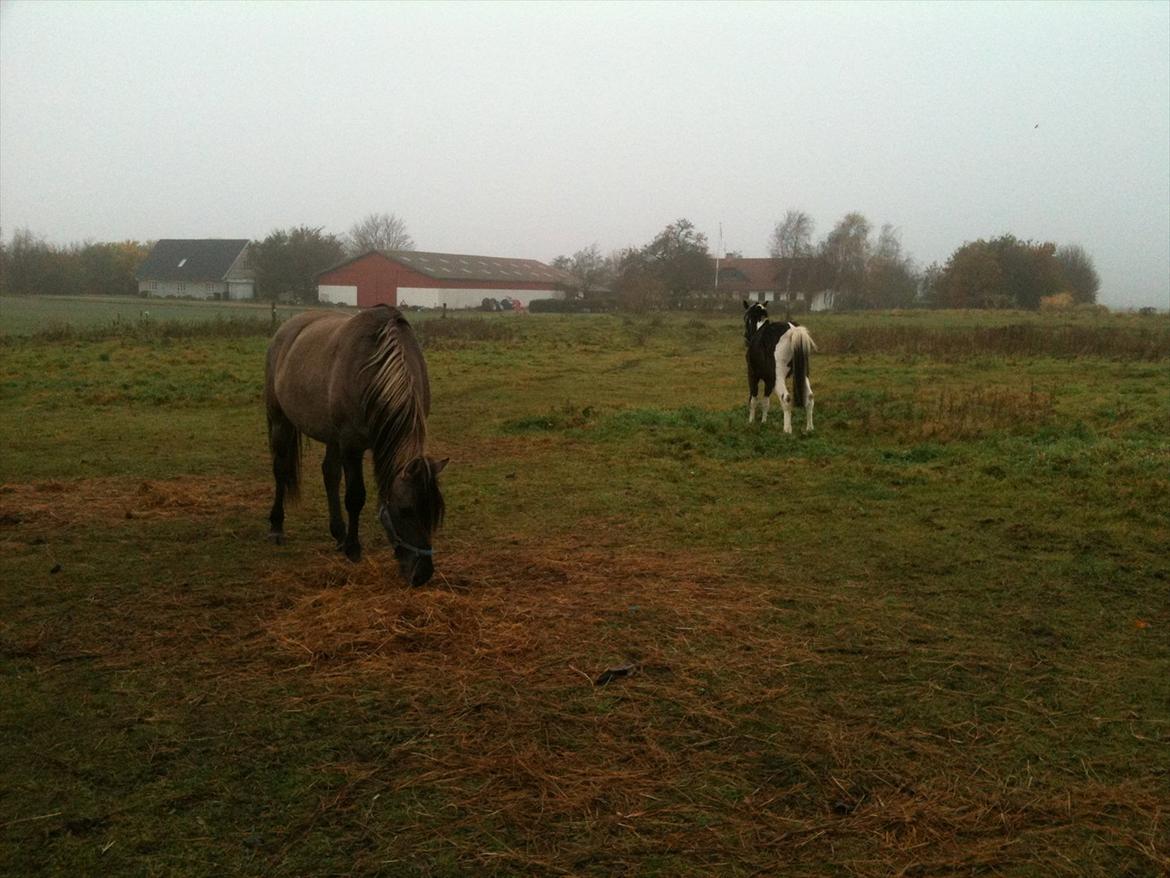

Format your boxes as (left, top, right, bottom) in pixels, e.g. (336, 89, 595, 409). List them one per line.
(360, 310, 427, 501)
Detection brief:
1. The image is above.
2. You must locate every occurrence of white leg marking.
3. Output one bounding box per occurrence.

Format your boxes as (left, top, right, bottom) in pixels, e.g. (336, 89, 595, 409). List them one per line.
(761, 396, 770, 422)
(748, 396, 756, 423)
(779, 388, 793, 434)
(805, 378, 814, 432)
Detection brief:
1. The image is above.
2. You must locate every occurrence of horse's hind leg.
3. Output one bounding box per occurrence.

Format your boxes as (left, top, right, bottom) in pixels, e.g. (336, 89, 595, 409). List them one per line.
(761, 380, 774, 423)
(322, 442, 345, 548)
(268, 411, 299, 544)
(776, 379, 793, 434)
(804, 377, 815, 433)
(268, 482, 286, 545)
(340, 448, 366, 562)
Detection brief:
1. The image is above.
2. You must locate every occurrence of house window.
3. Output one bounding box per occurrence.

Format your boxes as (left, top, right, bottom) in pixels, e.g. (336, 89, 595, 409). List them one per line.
(177, 283, 186, 293)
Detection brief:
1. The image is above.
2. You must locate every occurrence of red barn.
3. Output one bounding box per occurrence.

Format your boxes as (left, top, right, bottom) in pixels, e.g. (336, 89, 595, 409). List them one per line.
(315, 250, 576, 309)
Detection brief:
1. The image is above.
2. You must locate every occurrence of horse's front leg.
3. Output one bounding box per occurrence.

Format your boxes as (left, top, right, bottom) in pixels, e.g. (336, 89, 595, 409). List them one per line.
(341, 448, 366, 562)
(804, 378, 815, 433)
(322, 442, 345, 548)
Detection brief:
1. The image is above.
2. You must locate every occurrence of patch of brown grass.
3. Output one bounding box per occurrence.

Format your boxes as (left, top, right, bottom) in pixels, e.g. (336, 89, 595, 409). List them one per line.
(826, 323, 1170, 360)
(261, 540, 1168, 876)
(839, 385, 1057, 442)
(0, 476, 268, 530)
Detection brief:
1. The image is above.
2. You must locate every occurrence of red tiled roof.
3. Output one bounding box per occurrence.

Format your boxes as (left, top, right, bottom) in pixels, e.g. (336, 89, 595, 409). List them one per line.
(715, 257, 830, 293)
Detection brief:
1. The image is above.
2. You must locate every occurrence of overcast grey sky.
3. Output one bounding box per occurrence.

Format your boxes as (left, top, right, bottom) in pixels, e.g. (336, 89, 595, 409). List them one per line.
(1, 0, 1167, 308)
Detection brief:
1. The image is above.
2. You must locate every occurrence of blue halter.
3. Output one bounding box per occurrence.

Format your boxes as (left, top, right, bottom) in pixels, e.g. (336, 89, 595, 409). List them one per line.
(378, 504, 434, 558)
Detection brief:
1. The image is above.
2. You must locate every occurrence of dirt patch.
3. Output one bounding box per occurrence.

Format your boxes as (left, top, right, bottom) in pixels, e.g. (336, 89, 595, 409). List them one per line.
(0, 476, 269, 530)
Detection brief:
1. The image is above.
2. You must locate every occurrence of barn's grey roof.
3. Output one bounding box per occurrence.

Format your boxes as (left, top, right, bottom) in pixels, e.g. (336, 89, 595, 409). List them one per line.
(318, 249, 576, 286)
(136, 239, 250, 282)
(386, 250, 574, 284)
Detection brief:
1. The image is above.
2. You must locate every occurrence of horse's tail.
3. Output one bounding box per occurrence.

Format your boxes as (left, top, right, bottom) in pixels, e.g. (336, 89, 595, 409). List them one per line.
(265, 354, 302, 501)
(790, 326, 816, 409)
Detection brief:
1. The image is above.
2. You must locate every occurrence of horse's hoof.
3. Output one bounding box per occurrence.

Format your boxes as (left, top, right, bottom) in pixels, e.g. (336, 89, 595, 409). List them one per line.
(344, 545, 362, 562)
(268, 532, 285, 545)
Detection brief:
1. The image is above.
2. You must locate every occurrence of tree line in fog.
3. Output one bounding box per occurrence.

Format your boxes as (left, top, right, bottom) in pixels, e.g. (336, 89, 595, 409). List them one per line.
(552, 212, 1100, 312)
(0, 209, 1100, 310)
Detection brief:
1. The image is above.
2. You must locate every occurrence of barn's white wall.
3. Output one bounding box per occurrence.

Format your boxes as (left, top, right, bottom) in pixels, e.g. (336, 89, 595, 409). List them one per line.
(396, 287, 564, 309)
(226, 281, 255, 300)
(318, 284, 358, 306)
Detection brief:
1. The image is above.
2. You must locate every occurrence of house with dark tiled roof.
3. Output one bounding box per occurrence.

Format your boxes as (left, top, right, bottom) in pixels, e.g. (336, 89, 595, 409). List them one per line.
(316, 249, 576, 309)
(715, 256, 835, 311)
(136, 239, 254, 299)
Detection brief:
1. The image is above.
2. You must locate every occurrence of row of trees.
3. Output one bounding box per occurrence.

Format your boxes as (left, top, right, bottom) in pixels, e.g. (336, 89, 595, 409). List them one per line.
(550, 212, 1099, 311)
(2, 210, 1100, 309)
(0, 228, 152, 297)
(0, 212, 415, 300)
(924, 237, 1099, 309)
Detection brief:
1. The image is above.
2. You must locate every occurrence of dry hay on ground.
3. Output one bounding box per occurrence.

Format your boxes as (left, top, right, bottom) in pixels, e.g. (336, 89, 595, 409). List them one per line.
(262, 540, 1167, 876)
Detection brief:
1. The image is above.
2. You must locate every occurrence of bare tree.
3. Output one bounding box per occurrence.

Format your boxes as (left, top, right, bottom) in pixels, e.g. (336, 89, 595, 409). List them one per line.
(865, 224, 918, 308)
(345, 212, 415, 255)
(821, 212, 872, 306)
(874, 224, 903, 262)
(549, 242, 617, 302)
(769, 210, 816, 301)
(768, 210, 815, 259)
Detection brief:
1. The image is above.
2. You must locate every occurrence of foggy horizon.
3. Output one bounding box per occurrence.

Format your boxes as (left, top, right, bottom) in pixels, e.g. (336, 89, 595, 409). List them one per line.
(1, 1, 1167, 308)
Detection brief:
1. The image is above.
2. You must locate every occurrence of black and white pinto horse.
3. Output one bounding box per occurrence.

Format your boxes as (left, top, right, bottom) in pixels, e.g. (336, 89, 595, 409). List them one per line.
(743, 301, 817, 433)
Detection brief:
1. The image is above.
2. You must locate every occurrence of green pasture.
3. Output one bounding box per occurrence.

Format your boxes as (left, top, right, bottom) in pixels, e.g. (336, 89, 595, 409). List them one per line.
(0, 295, 313, 338)
(1, 308, 1168, 876)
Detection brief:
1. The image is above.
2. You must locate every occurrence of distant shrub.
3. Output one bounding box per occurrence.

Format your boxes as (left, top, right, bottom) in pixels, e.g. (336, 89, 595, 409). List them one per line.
(528, 297, 607, 313)
(415, 317, 517, 348)
(824, 323, 1169, 360)
(528, 298, 572, 313)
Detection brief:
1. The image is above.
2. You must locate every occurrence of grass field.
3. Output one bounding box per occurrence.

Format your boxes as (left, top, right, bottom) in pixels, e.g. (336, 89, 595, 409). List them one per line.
(2, 301, 1168, 876)
(0, 295, 313, 338)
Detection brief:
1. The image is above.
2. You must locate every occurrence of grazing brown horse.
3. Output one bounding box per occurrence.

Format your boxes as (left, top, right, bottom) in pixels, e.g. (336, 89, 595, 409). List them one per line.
(265, 305, 447, 586)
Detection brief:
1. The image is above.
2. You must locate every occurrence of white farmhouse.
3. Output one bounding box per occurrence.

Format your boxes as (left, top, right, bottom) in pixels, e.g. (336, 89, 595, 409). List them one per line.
(136, 239, 254, 299)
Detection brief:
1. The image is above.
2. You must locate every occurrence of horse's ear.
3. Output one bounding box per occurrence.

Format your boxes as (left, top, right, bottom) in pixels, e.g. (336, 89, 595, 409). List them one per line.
(742, 300, 750, 310)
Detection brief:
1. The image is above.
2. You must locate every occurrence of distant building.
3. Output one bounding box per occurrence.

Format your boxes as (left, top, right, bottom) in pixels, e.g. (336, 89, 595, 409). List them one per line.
(715, 257, 835, 311)
(316, 250, 576, 309)
(136, 239, 254, 300)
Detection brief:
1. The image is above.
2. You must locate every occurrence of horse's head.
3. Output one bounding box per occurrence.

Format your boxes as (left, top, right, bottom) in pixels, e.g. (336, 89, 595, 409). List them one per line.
(743, 301, 768, 341)
(378, 456, 448, 586)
